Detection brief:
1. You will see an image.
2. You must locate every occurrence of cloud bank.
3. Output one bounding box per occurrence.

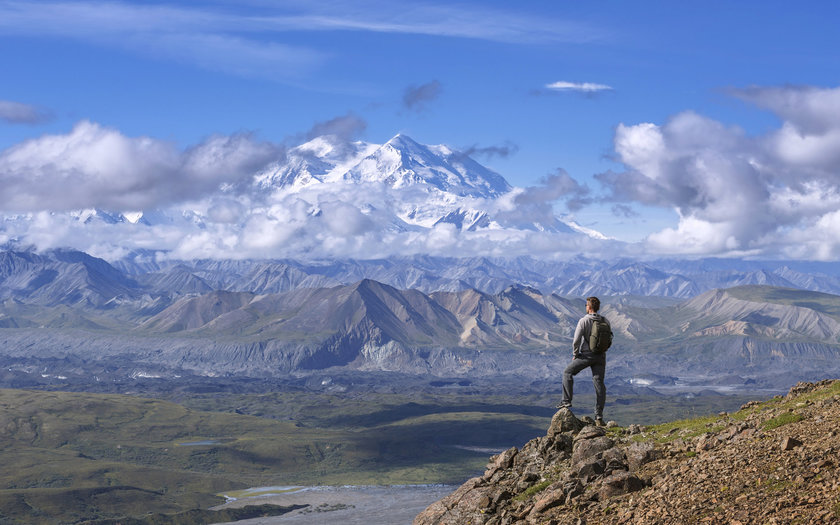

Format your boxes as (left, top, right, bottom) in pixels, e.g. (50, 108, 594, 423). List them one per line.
(599, 85, 840, 260)
(5, 84, 840, 263)
(0, 121, 280, 212)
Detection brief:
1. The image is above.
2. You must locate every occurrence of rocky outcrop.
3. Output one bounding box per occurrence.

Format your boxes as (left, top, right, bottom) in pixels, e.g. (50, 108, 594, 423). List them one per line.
(414, 409, 651, 525)
(416, 379, 840, 525)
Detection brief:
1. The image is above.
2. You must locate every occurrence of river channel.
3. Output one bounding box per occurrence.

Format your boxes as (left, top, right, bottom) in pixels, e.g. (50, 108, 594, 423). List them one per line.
(214, 484, 456, 525)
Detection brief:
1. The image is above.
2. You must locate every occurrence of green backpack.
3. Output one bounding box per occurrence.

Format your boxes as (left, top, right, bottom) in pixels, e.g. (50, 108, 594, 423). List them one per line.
(589, 315, 613, 354)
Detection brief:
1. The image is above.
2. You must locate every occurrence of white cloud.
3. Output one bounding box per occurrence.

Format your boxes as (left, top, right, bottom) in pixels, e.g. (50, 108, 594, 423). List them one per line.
(207, 198, 247, 224)
(139, 32, 325, 81)
(0, 120, 281, 212)
(600, 85, 840, 259)
(546, 81, 613, 93)
(494, 170, 590, 226)
(770, 121, 840, 170)
(732, 85, 840, 135)
(319, 200, 375, 236)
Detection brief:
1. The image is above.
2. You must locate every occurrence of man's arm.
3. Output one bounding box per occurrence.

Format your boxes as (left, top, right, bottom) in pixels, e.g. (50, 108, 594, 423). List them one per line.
(572, 317, 585, 357)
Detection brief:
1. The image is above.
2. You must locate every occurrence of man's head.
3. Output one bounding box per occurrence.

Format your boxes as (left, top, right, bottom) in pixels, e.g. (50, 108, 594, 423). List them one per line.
(586, 296, 600, 313)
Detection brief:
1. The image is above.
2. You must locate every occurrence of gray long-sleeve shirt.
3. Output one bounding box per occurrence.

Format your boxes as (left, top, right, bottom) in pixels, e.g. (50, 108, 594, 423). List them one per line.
(572, 312, 610, 358)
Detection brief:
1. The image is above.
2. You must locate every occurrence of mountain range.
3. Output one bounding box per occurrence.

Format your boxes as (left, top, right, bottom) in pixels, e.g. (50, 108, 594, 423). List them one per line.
(1, 248, 840, 391)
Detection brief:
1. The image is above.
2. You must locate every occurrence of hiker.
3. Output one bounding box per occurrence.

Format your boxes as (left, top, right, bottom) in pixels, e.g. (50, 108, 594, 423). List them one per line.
(558, 296, 612, 426)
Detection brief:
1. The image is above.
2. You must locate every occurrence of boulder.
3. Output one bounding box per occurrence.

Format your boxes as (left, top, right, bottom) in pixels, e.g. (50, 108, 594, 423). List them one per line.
(626, 441, 660, 471)
(548, 408, 585, 436)
(575, 425, 607, 441)
(695, 433, 718, 452)
(597, 471, 647, 500)
(484, 446, 518, 479)
(572, 436, 615, 466)
(529, 478, 585, 517)
(530, 486, 567, 515)
(781, 436, 802, 451)
(601, 446, 627, 466)
(575, 457, 606, 482)
(539, 432, 573, 458)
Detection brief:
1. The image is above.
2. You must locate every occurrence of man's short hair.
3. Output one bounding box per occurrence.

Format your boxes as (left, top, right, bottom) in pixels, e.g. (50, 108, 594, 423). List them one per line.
(586, 296, 600, 312)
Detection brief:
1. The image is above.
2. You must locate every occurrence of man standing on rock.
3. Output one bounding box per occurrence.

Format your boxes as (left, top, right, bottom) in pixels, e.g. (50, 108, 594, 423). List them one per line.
(558, 296, 611, 426)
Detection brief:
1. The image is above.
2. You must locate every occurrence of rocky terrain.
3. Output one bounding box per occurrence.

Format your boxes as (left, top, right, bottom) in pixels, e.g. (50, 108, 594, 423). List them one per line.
(415, 379, 840, 524)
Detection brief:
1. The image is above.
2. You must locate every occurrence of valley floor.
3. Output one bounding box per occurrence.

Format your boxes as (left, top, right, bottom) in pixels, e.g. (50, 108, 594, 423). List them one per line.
(213, 485, 455, 525)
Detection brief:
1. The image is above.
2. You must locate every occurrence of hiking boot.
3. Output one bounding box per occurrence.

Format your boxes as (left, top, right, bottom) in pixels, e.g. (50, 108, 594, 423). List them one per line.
(556, 402, 572, 410)
(595, 417, 605, 427)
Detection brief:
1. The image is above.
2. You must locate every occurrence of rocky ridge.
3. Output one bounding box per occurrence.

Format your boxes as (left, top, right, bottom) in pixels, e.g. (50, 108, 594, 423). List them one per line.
(415, 379, 840, 524)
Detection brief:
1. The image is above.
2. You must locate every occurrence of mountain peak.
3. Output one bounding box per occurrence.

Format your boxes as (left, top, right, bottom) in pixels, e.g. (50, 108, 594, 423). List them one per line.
(384, 133, 420, 149)
(295, 135, 337, 157)
(345, 134, 511, 199)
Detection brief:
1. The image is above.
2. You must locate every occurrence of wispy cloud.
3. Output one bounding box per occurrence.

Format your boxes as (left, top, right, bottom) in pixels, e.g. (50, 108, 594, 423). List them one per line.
(0, 1, 600, 81)
(457, 141, 519, 161)
(285, 3, 601, 44)
(546, 81, 613, 93)
(0, 100, 52, 124)
(403, 80, 442, 112)
(303, 113, 368, 142)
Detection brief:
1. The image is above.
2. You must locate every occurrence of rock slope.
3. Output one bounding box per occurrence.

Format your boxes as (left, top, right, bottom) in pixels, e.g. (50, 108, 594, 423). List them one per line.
(415, 379, 840, 524)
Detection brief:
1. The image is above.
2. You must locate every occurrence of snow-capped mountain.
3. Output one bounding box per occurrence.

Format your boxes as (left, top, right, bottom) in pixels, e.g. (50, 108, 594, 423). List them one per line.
(256, 133, 511, 199)
(1, 133, 605, 260)
(254, 136, 379, 192)
(251, 133, 577, 234)
(345, 134, 511, 197)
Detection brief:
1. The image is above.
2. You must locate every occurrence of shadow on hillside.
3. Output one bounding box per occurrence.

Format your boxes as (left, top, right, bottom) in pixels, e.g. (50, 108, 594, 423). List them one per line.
(323, 402, 555, 428)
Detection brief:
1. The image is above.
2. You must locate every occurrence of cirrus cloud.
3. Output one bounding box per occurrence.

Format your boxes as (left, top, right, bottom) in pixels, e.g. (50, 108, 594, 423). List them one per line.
(0, 1, 601, 83)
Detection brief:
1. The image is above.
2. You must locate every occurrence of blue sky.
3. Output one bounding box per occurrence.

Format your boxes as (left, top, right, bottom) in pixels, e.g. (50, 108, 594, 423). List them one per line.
(2, 1, 840, 260)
